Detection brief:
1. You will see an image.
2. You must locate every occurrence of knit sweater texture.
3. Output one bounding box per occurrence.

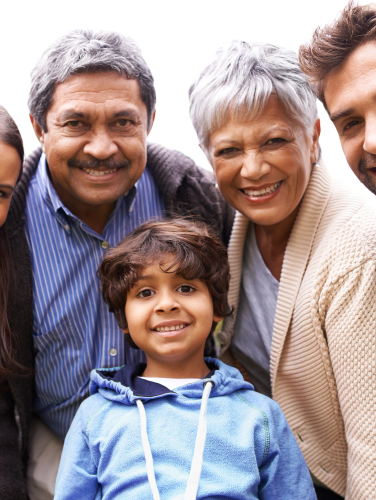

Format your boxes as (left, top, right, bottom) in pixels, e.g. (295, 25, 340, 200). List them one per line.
(219, 162, 376, 499)
(1, 143, 234, 500)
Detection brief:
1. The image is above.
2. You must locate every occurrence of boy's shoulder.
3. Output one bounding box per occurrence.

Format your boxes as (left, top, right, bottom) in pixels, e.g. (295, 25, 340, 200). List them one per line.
(77, 392, 112, 431)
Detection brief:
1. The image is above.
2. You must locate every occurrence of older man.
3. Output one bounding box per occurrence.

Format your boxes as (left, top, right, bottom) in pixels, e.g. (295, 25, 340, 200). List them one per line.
(3, 30, 233, 499)
(299, 2, 376, 195)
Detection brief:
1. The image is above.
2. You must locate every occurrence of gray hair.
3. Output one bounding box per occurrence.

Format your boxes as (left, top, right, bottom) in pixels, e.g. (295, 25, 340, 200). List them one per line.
(28, 29, 156, 131)
(189, 41, 318, 150)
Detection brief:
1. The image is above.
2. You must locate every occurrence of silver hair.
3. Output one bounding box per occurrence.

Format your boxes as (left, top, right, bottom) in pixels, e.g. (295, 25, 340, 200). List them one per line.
(28, 29, 156, 131)
(189, 41, 318, 150)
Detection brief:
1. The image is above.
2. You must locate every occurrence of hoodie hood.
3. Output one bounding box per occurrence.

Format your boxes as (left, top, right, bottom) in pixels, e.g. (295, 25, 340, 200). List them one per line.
(89, 357, 253, 405)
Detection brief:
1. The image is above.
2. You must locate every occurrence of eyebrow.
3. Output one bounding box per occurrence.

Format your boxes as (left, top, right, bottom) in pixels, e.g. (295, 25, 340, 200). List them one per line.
(59, 109, 140, 121)
(330, 108, 355, 123)
(0, 184, 14, 190)
(113, 110, 139, 120)
(60, 110, 87, 121)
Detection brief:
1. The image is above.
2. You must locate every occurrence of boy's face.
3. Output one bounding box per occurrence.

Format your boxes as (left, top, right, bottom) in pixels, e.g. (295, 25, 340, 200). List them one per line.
(124, 261, 222, 366)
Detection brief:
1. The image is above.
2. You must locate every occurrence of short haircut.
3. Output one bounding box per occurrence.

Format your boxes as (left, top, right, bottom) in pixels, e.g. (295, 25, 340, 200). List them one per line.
(299, 1, 376, 108)
(189, 40, 317, 151)
(28, 29, 156, 132)
(98, 218, 231, 350)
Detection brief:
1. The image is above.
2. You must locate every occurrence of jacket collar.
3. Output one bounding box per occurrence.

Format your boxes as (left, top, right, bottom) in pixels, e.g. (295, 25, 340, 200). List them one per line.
(221, 162, 333, 392)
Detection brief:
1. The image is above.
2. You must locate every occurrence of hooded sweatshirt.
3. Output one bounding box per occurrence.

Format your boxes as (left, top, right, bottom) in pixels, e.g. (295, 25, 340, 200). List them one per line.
(54, 359, 316, 500)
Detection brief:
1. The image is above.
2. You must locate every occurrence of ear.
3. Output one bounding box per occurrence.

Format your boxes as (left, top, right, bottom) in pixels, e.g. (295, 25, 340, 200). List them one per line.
(30, 114, 46, 152)
(147, 110, 156, 136)
(310, 118, 321, 164)
(213, 314, 223, 323)
(122, 327, 129, 334)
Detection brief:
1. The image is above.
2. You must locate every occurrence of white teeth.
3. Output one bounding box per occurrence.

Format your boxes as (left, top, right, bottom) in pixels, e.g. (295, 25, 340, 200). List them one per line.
(155, 323, 187, 332)
(244, 180, 282, 197)
(82, 168, 117, 176)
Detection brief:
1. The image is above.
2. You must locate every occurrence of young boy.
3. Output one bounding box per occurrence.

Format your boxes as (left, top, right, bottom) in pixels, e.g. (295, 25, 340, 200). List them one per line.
(54, 219, 316, 500)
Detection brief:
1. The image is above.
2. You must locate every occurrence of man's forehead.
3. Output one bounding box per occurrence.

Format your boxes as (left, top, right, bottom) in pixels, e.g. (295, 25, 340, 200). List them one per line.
(51, 72, 143, 107)
(324, 42, 376, 117)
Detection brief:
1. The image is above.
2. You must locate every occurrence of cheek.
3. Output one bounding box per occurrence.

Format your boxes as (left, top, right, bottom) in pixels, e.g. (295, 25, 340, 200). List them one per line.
(0, 202, 11, 227)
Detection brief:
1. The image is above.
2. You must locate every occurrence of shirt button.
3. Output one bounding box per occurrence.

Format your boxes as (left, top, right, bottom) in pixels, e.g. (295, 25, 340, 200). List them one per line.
(64, 224, 70, 231)
(109, 348, 117, 357)
(102, 241, 110, 249)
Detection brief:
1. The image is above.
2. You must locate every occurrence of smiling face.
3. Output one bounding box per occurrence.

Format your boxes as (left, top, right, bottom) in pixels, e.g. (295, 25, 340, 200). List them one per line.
(206, 95, 320, 227)
(324, 42, 376, 194)
(31, 71, 153, 217)
(124, 260, 222, 377)
(0, 142, 21, 227)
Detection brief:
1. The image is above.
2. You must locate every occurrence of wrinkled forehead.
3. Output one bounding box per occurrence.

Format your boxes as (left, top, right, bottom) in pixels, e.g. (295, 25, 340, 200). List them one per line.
(48, 72, 145, 117)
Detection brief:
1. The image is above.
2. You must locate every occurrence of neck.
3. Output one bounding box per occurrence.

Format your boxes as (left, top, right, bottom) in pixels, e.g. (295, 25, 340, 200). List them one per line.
(142, 352, 209, 379)
(254, 205, 299, 281)
(52, 182, 116, 235)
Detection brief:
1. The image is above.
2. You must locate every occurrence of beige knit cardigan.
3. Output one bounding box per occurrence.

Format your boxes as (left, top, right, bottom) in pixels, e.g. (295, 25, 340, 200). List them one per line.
(219, 162, 376, 499)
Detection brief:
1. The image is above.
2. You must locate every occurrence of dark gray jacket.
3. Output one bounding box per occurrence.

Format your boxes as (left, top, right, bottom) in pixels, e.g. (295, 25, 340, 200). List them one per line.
(1, 143, 234, 499)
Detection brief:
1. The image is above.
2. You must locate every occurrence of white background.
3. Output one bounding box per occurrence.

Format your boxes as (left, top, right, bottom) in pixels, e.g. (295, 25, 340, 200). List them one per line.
(0, 0, 363, 180)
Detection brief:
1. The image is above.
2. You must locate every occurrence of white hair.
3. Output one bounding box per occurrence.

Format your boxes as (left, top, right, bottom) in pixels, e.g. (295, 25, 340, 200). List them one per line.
(189, 41, 318, 150)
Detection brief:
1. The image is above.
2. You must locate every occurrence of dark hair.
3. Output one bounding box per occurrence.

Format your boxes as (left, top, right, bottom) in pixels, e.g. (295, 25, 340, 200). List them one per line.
(0, 105, 24, 381)
(299, 1, 376, 108)
(98, 218, 231, 350)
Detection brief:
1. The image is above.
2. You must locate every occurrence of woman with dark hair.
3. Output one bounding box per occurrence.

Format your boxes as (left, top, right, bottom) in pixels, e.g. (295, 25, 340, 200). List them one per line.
(0, 106, 33, 500)
(0, 106, 24, 377)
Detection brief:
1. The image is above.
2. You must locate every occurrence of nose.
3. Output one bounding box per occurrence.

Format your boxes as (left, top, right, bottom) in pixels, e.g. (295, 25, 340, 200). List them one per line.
(363, 118, 376, 155)
(240, 151, 271, 180)
(83, 128, 119, 159)
(154, 289, 181, 314)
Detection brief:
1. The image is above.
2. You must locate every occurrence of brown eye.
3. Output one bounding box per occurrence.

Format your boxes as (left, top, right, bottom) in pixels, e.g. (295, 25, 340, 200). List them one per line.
(117, 119, 130, 127)
(137, 289, 155, 298)
(265, 138, 285, 145)
(67, 121, 82, 127)
(177, 285, 194, 293)
(343, 120, 360, 131)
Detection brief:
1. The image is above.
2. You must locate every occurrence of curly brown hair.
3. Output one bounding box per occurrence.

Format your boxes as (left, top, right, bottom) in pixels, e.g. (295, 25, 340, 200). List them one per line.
(299, 1, 376, 108)
(98, 218, 231, 350)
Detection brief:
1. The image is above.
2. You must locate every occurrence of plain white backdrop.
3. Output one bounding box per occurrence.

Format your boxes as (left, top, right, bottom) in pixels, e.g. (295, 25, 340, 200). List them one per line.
(0, 0, 363, 180)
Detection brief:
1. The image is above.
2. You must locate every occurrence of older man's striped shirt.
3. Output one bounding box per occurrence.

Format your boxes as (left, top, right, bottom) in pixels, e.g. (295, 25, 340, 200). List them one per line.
(24, 154, 164, 439)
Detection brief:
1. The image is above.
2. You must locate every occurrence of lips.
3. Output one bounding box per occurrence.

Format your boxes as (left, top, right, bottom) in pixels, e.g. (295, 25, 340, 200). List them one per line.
(68, 158, 131, 176)
(152, 320, 190, 334)
(242, 180, 282, 197)
(81, 168, 119, 176)
(154, 323, 188, 333)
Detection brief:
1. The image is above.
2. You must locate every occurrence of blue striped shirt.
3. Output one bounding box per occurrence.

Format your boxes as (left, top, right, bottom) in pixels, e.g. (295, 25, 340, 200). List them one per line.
(24, 154, 164, 439)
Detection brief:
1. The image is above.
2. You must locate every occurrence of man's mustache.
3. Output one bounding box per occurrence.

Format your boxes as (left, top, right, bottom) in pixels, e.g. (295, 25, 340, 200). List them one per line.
(68, 158, 131, 169)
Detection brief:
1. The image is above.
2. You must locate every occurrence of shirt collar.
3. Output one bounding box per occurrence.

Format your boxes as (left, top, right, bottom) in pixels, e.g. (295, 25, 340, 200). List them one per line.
(36, 153, 139, 221)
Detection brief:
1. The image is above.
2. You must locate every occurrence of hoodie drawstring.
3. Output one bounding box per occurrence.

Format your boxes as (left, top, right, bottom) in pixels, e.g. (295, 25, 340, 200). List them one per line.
(136, 380, 214, 500)
(136, 399, 161, 500)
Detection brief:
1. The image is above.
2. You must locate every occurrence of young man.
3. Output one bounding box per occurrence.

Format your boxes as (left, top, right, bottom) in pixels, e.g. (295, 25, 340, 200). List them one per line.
(54, 219, 316, 500)
(299, 2, 376, 195)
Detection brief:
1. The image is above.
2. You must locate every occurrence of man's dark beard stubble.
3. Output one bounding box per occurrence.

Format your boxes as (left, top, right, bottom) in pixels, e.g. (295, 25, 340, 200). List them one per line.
(358, 154, 376, 195)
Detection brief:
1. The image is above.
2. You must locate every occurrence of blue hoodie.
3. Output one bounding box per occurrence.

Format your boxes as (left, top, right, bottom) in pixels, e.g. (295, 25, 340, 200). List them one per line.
(54, 359, 316, 500)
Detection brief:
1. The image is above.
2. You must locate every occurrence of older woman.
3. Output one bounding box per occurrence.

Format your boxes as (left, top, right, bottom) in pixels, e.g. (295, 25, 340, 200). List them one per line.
(189, 42, 376, 500)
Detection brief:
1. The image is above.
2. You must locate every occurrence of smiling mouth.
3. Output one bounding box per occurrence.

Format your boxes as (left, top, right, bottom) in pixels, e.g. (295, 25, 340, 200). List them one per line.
(154, 323, 188, 333)
(242, 180, 282, 197)
(81, 168, 119, 176)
